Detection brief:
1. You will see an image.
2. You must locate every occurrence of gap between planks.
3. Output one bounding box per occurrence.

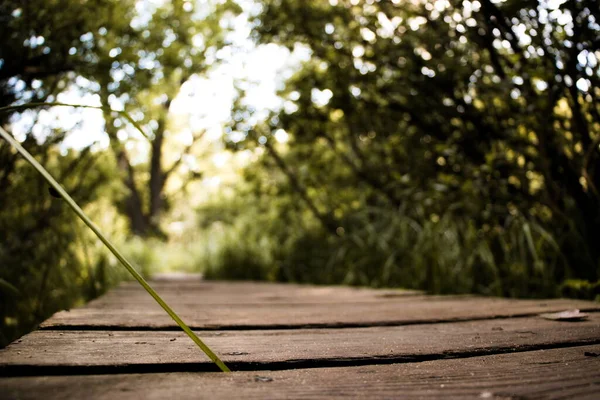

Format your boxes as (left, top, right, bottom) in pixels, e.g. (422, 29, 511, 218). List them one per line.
(3, 278, 599, 392)
(2, 340, 600, 376)
(3, 314, 600, 376)
(37, 309, 600, 332)
(40, 294, 600, 331)
(1, 345, 599, 399)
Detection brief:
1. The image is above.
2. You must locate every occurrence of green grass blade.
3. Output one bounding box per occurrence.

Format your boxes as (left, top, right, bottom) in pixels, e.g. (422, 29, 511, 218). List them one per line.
(0, 278, 20, 297)
(0, 126, 230, 373)
(522, 222, 539, 263)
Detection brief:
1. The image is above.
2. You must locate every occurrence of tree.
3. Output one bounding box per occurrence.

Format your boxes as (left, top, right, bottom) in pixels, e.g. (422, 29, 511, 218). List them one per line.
(83, 0, 241, 237)
(0, 0, 136, 347)
(2, 0, 242, 238)
(223, 0, 600, 293)
(0, 0, 136, 114)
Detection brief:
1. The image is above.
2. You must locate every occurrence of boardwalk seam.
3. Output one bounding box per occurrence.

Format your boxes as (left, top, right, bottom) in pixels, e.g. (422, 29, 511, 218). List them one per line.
(2, 338, 599, 377)
(38, 308, 600, 332)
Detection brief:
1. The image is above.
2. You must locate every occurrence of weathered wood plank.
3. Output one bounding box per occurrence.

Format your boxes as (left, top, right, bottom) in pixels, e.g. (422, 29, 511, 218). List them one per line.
(85, 280, 423, 306)
(1, 345, 599, 399)
(3, 314, 599, 374)
(42, 288, 600, 329)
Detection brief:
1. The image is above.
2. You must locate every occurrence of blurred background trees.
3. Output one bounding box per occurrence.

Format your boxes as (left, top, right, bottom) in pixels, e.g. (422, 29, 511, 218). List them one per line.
(0, 0, 240, 346)
(1, 0, 599, 346)
(218, 0, 600, 296)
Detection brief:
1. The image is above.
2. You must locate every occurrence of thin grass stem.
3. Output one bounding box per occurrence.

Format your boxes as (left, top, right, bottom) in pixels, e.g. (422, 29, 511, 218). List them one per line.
(0, 125, 230, 373)
(0, 102, 150, 140)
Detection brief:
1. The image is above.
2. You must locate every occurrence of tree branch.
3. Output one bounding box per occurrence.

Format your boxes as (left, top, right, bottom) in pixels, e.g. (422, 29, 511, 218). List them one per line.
(263, 138, 340, 235)
(164, 130, 206, 180)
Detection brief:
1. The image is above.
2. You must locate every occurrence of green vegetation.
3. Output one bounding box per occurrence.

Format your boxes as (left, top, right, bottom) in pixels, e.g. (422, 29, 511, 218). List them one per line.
(1, 125, 229, 371)
(1, 0, 599, 347)
(212, 0, 600, 297)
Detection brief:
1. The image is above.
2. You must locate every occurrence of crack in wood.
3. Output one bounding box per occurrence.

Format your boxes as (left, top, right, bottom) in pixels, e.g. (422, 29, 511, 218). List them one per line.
(37, 308, 600, 332)
(2, 338, 599, 377)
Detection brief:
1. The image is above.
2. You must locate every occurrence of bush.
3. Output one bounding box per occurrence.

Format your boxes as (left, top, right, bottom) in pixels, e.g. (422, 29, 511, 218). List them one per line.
(196, 193, 569, 298)
(560, 280, 600, 301)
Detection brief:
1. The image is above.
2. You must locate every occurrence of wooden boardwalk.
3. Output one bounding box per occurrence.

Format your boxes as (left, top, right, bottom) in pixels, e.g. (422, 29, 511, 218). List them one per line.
(1, 276, 600, 399)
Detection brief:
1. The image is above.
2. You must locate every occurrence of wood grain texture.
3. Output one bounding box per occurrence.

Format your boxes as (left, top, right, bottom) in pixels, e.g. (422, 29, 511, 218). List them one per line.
(40, 281, 600, 329)
(4, 278, 600, 398)
(2, 345, 599, 399)
(3, 314, 599, 373)
(95, 280, 424, 304)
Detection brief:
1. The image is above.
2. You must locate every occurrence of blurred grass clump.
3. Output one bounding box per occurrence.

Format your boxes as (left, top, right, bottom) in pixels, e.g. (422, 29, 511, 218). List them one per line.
(194, 191, 570, 299)
(120, 236, 212, 277)
(560, 280, 600, 302)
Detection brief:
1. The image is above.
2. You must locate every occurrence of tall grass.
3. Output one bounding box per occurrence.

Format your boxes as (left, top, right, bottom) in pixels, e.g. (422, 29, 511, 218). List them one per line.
(197, 200, 567, 298)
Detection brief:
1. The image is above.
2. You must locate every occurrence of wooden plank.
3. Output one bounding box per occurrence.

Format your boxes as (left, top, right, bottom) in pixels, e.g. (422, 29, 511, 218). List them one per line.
(3, 314, 599, 373)
(1, 345, 599, 399)
(42, 289, 600, 329)
(84, 280, 423, 306)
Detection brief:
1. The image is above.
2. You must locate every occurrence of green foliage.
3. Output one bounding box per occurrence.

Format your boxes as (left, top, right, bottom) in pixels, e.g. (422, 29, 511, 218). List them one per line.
(215, 0, 600, 296)
(1, 0, 134, 342)
(203, 238, 273, 281)
(0, 134, 124, 347)
(119, 237, 156, 279)
(197, 193, 278, 281)
(560, 279, 600, 301)
(119, 236, 209, 276)
(197, 185, 566, 298)
(0, 1, 241, 368)
(1, 126, 230, 371)
(0, 0, 136, 108)
(3, 0, 600, 353)
(84, 0, 241, 237)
